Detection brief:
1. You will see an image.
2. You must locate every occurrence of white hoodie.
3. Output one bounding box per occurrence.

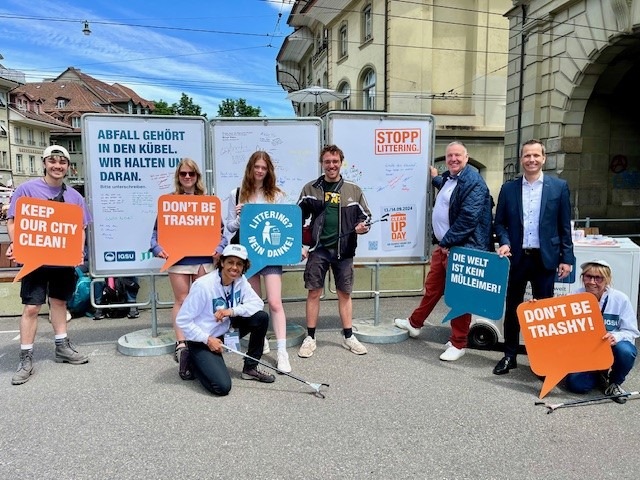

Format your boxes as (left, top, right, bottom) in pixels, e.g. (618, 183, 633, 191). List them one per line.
(176, 269, 264, 344)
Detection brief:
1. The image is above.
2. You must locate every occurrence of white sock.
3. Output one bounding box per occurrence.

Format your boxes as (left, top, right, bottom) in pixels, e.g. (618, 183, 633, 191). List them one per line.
(277, 339, 287, 351)
(21, 344, 34, 351)
(54, 333, 68, 341)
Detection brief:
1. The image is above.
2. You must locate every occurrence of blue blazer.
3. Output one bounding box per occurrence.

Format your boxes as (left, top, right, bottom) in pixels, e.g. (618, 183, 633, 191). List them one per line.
(494, 175, 575, 271)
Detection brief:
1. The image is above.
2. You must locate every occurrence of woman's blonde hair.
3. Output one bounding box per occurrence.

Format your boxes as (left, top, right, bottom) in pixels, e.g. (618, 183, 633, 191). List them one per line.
(581, 262, 613, 287)
(174, 158, 205, 195)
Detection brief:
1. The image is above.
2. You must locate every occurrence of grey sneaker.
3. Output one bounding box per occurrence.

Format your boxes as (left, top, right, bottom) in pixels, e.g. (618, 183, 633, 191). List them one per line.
(241, 366, 275, 383)
(604, 383, 628, 404)
(55, 338, 89, 365)
(11, 350, 34, 385)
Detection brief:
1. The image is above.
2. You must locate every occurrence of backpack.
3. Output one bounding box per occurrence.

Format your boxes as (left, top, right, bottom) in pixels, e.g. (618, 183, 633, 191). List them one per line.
(67, 267, 91, 317)
(101, 277, 139, 318)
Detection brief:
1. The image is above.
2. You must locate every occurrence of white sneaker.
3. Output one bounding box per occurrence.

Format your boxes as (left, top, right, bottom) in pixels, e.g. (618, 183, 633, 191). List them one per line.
(439, 345, 466, 361)
(443, 341, 452, 350)
(342, 335, 368, 355)
(298, 336, 316, 358)
(263, 337, 270, 354)
(394, 318, 421, 338)
(277, 350, 292, 373)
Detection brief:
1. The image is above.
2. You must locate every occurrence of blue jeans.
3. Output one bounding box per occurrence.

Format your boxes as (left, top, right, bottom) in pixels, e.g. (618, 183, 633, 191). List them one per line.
(565, 340, 637, 392)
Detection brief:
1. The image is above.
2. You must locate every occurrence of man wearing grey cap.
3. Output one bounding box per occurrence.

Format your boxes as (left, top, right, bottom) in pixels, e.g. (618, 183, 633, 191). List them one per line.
(5, 145, 92, 385)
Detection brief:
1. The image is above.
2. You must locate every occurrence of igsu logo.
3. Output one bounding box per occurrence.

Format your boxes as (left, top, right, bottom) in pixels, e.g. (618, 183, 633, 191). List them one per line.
(104, 251, 116, 262)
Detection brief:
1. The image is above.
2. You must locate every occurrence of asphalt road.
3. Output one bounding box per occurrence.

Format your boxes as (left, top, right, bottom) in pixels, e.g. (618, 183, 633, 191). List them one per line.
(1, 296, 638, 480)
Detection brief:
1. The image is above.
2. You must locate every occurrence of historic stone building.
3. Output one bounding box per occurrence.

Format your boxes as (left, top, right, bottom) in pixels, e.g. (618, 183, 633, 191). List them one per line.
(505, 0, 640, 233)
(277, 0, 512, 197)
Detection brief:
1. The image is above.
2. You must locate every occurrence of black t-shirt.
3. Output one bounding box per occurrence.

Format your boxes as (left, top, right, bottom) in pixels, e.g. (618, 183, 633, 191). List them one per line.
(320, 180, 340, 247)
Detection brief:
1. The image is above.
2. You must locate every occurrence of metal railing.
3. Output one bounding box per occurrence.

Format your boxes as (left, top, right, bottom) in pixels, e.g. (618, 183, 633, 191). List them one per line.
(574, 217, 640, 239)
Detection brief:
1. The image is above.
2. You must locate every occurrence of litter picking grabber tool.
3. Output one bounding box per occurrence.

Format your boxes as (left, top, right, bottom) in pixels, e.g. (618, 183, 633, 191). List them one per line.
(338, 213, 390, 239)
(222, 345, 330, 398)
(535, 390, 639, 413)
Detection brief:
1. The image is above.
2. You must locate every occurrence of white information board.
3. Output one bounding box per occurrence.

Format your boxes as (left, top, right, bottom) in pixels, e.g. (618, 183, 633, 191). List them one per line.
(83, 114, 207, 276)
(211, 118, 322, 218)
(327, 112, 434, 261)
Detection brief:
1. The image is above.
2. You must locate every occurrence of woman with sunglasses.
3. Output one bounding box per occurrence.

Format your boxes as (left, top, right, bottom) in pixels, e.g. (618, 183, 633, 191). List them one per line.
(223, 151, 292, 373)
(564, 259, 639, 403)
(150, 158, 215, 363)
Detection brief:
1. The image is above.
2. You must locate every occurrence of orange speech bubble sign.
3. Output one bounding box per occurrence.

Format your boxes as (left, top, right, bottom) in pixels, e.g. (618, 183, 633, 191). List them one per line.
(518, 292, 614, 399)
(156, 195, 221, 271)
(12, 197, 85, 281)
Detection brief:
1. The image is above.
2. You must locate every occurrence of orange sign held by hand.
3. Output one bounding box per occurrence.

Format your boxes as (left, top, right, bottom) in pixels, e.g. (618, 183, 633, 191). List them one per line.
(518, 292, 613, 399)
(13, 197, 84, 281)
(157, 195, 221, 271)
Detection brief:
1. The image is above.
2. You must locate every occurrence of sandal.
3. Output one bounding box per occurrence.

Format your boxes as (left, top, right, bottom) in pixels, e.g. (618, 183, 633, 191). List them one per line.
(174, 341, 187, 363)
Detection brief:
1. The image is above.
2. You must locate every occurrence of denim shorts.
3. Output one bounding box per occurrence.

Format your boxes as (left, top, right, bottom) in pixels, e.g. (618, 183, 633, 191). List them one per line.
(20, 266, 76, 305)
(304, 247, 354, 293)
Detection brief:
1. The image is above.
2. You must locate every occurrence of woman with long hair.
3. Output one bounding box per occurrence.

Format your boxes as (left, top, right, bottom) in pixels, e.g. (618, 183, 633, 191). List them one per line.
(150, 158, 214, 362)
(224, 151, 291, 372)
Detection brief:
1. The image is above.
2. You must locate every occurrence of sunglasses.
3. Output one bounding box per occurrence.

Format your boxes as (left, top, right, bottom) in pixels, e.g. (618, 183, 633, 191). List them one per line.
(583, 274, 604, 284)
(179, 171, 197, 178)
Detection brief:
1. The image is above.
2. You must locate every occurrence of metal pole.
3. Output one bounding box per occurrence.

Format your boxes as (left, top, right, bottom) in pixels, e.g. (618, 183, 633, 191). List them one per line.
(373, 262, 381, 326)
(150, 275, 158, 338)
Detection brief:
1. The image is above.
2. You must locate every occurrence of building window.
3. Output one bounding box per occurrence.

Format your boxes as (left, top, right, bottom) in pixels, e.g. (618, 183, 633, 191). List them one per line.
(29, 155, 36, 173)
(339, 23, 348, 58)
(338, 82, 351, 110)
(0, 92, 6, 107)
(1, 151, 7, 169)
(16, 154, 23, 172)
(14, 126, 23, 144)
(0, 122, 7, 137)
(128, 102, 133, 114)
(362, 4, 373, 43)
(362, 69, 376, 110)
(69, 162, 78, 177)
(56, 98, 67, 108)
(27, 129, 35, 146)
(40, 131, 47, 147)
(68, 140, 78, 153)
(71, 116, 81, 128)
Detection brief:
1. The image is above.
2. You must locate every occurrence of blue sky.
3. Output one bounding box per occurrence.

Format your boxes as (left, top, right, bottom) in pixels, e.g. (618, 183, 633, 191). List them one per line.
(0, 0, 295, 117)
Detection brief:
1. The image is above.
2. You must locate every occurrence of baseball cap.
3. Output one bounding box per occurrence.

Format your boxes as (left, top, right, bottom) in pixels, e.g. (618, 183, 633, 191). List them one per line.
(222, 244, 248, 260)
(43, 145, 70, 160)
(580, 259, 611, 270)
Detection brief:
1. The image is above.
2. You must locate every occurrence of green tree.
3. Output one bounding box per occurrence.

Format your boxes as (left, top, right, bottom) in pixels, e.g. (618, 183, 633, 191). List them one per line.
(217, 98, 262, 117)
(174, 93, 205, 117)
(152, 99, 174, 115)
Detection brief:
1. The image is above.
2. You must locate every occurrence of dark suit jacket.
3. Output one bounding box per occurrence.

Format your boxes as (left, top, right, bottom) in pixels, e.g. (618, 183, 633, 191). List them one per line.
(494, 174, 575, 271)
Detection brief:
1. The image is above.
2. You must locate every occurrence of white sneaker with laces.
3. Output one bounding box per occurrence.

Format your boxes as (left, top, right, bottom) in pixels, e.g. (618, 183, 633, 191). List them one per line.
(298, 336, 317, 358)
(440, 345, 465, 361)
(394, 318, 421, 338)
(342, 335, 368, 355)
(263, 337, 270, 354)
(277, 350, 292, 373)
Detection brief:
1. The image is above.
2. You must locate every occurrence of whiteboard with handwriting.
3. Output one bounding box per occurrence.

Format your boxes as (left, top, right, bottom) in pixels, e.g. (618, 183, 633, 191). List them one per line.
(326, 112, 434, 261)
(211, 118, 322, 219)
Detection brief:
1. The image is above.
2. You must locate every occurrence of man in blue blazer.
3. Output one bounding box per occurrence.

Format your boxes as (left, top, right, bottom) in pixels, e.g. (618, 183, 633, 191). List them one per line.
(492, 139, 575, 375)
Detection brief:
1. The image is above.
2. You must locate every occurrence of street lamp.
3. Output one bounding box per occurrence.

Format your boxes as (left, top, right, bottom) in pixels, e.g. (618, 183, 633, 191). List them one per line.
(82, 21, 91, 36)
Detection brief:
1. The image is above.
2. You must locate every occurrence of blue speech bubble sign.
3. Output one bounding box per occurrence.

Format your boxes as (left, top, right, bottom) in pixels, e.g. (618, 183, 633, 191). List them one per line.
(240, 204, 302, 278)
(442, 247, 510, 323)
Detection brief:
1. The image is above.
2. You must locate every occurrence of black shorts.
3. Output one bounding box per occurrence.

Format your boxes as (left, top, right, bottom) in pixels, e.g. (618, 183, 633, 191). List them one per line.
(20, 266, 76, 305)
(304, 247, 354, 294)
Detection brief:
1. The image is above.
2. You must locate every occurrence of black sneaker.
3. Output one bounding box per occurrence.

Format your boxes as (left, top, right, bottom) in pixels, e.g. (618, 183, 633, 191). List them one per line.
(241, 366, 275, 383)
(93, 309, 105, 320)
(604, 383, 628, 404)
(178, 347, 195, 380)
(127, 307, 139, 319)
